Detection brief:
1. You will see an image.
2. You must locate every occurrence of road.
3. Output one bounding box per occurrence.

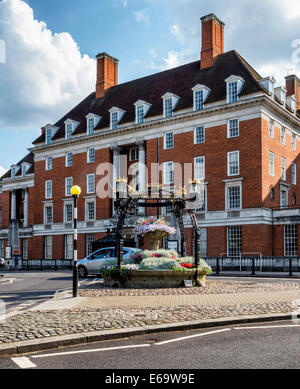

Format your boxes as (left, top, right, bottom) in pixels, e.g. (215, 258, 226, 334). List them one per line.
(0, 271, 73, 314)
(1, 321, 300, 370)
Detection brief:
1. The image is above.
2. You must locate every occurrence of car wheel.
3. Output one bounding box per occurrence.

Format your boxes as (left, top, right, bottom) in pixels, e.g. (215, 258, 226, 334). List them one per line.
(78, 265, 88, 278)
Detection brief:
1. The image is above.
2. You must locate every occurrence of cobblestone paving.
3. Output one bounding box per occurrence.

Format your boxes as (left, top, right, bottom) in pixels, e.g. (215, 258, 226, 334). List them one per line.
(0, 280, 297, 345)
(79, 279, 300, 296)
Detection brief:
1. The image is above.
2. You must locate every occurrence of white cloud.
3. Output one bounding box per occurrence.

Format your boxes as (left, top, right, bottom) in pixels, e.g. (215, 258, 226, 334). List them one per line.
(0, 166, 7, 177)
(170, 24, 186, 45)
(149, 48, 196, 71)
(132, 9, 150, 25)
(0, 0, 96, 130)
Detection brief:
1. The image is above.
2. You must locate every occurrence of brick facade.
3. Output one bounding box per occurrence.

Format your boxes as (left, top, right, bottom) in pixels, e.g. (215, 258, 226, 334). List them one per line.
(1, 13, 300, 261)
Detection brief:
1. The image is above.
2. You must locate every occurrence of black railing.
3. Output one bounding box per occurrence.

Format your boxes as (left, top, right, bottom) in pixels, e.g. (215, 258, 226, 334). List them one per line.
(204, 256, 300, 276)
(21, 259, 73, 271)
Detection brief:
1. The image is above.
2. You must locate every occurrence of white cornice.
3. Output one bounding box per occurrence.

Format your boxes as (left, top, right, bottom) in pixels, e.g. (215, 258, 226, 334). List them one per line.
(28, 95, 300, 157)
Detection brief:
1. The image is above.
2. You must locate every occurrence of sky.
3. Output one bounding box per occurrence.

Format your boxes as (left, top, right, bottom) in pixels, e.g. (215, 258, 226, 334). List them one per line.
(1, 0, 300, 175)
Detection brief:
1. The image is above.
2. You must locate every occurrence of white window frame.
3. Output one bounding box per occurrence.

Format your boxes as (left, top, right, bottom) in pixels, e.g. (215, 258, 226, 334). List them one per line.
(269, 151, 275, 177)
(227, 119, 239, 138)
(284, 225, 298, 256)
(44, 204, 53, 225)
(292, 134, 296, 151)
(269, 119, 275, 138)
(21, 163, 29, 177)
(64, 202, 73, 223)
(194, 156, 205, 180)
(227, 151, 240, 176)
(164, 132, 174, 150)
(87, 148, 95, 164)
(225, 75, 244, 104)
(85, 199, 96, 221)
(194, 126, 205, 144)
(109, 107, 126, 130)
(134, 100, 151, 125)
(65, 152, 73, 167)
(44, 236, 52, 260)
(192, 84, 211, 111)
(292, 163, 297, 185)
(227, 226, 242, 257)
(280, 126, 286, 145)
(11, 165, 18, 179)
(45, 180, 52, 199)
(46, 128, 52, 145)
(86, 114, 101, 135)
(22, 238, 28, 260)
(129, 148, 139, 162)
(164, 161, 174, 185)
(162, 93, 180, 119)
(226, 184, 242, 210)
(46, 157, 53, 171)
(65, 122, 73, 140)
(87, 174, 95, 194)
(64, 235, 73, 260)
(86, 233, 95, 256)
(281, 157, 286, 181)
(65, 177, 73, 197)
(280, 188, 288, 208)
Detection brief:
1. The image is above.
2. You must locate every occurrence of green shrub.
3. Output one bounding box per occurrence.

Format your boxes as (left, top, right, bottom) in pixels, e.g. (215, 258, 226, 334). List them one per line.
(140, 249, 178, 259)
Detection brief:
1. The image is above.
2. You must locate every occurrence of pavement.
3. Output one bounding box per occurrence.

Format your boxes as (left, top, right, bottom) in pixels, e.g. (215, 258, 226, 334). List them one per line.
(0, 276, 300, 357)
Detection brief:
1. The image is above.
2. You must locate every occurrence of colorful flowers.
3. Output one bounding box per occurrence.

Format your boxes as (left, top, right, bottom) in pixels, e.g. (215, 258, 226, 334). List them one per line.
(135, 217, 176, 236)
(180, 263, 195, 269)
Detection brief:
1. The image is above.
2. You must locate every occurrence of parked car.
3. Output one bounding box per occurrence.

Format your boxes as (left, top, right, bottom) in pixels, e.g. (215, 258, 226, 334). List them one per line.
(78, 247, 141, 278)
(0, 258, 5, 268)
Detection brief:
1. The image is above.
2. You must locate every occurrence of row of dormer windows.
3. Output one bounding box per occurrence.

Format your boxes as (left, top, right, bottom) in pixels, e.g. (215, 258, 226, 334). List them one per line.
(44, 76, 246, 145)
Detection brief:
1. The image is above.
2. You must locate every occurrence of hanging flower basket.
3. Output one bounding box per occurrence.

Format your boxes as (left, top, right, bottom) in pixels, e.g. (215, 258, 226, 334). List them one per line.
(135, 217, 176, 250)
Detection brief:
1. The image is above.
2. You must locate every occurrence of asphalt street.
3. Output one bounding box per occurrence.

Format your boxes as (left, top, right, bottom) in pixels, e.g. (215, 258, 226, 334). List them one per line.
(1, 321, 300, 370)
(0, 271, 73, 314)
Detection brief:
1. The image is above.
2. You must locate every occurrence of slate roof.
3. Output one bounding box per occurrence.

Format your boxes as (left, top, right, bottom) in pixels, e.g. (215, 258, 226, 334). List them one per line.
(1, 152, 34, 180)
(32, 50, 265, 145)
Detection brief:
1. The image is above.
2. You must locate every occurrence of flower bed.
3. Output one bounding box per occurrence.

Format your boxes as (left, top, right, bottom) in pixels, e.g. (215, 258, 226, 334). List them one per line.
(99, 249, 212, 289)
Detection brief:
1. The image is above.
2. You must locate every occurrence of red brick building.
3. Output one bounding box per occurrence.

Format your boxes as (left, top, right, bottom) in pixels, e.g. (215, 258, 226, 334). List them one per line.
(1, 13, 300, 261)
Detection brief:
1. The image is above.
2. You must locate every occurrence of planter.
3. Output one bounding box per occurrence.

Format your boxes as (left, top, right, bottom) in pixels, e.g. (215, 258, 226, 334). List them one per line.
(103, 267, 207, 289)
(144, 231, 169, 250)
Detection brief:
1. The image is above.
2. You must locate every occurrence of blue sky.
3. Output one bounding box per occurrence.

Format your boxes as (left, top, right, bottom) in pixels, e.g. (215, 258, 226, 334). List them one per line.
(1, 0, 300, 174)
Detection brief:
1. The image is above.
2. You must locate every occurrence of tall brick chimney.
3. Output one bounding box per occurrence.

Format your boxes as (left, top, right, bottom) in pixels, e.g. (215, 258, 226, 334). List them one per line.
(285, 74, 300, 113)
(96, 52, 119, 99)
(200, 14, 225, 70)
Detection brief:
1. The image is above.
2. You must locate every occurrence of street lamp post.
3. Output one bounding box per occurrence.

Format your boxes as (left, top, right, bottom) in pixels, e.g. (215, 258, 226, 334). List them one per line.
(71, 185, 81, 298)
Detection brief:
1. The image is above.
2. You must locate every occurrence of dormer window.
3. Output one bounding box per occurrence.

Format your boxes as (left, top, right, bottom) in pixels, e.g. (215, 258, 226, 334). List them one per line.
(134, 100, 152, 125)
(274, 87, 287, 106)
(21, 163, 29, 177)
(192, 85, 211, 111)
(86, 114, 101, 135)
(11, 165, 18, 179)
(225, 76, 245, 103)
(287, 95, 297, 114)
(109, 107, 125, 130)
(162, 93, 180, 118)
(259, 77, 276, 97)
(64, 120, 79, 141)
(43, 124, 59, 146)
(46, 128, 53, 145)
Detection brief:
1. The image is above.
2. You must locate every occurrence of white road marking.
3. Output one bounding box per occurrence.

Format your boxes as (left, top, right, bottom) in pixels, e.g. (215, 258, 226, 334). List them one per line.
(234, 325, 300, 330)
(11, 357, 37, 369)
(32, 344, 151, 359)
(154, 328, 231, 346)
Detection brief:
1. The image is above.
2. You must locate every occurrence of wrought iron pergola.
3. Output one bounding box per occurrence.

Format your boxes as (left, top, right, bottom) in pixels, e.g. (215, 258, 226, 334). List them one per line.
(114, 181, 203, 280)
